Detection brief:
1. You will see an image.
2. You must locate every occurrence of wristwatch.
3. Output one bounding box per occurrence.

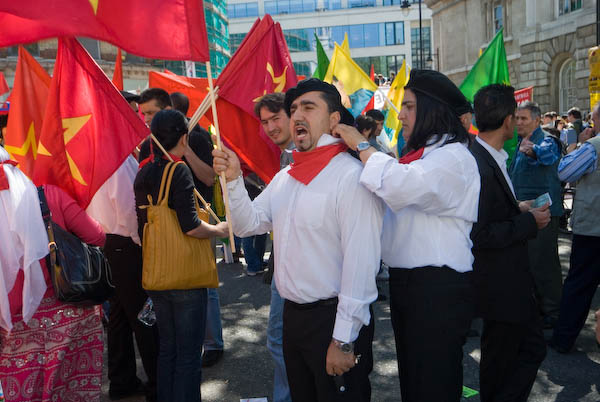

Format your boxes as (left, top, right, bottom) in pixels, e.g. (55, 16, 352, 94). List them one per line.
(356, 141, 371, 154)
(332, 338, 354, 354)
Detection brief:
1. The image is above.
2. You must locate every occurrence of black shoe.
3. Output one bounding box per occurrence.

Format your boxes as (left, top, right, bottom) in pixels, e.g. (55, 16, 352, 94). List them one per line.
(109, 379, 145, 400)
(202, 349, 223, 367)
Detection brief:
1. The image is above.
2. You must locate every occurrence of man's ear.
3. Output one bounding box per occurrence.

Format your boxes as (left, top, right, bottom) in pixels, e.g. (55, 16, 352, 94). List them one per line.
(329, 111, 341, 130)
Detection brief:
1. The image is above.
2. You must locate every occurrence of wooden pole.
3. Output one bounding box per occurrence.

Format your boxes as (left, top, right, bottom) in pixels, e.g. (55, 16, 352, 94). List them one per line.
(188, 86, 219, 132)
(150, 134, 221, 223)
(205, 61, 236, 253)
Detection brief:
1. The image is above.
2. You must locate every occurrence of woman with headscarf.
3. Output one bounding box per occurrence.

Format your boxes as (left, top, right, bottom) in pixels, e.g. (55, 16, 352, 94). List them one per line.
(0, 145, 106, 401)
(134, 109, 228, 402)
(333, 70, 481, 402)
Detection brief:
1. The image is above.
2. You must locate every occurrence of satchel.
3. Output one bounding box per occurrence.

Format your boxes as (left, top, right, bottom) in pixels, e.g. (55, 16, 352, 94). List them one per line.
(141, 161, 218, 290)
(37, 186, 115, 306)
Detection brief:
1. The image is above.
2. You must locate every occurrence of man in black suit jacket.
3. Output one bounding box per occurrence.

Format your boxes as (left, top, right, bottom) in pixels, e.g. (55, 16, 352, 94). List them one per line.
(470, 84, 550, 402)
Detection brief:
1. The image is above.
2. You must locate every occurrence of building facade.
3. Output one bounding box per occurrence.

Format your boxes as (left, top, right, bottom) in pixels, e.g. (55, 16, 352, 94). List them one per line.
(227, 0, 433, 78)
(425, 0, 596, 114)
(0, 0, 231, 92)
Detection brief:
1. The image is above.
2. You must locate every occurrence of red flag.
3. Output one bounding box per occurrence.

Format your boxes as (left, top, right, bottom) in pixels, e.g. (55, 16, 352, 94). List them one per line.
(112, 48, 123, 91)
(148, 71, 213, 129)
(4, 46, 51, 178)
(209, 16, 298, 183)
(0, 1, 209, 61)
(0, 72, 9, 96)
(363, 64, 375, 114)
(33, 37, 148, 208)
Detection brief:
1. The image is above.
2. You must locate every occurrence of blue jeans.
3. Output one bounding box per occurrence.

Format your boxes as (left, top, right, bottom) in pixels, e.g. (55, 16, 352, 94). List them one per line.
(267, 280, 292, 402)
(148, 289, 207, 402)
(204, 287, 224, 351)
(241, 234, 267, 273)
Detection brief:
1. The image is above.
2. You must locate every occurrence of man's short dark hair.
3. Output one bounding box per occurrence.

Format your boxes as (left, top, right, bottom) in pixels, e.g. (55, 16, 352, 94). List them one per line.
(355, 114, 377, 136)
(254, 92, 285, 118)
(170, 92, 190, 115)
(518, 101, 541, 120)
(568, 107, 582, 120)
(365, 109, 385, 121)
(139, 88, 172, 109)
(473, 84, 516, 133)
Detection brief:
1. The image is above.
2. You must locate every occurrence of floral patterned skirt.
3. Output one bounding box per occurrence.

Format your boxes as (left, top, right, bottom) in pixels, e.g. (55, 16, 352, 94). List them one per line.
(0, 293, 103, 402)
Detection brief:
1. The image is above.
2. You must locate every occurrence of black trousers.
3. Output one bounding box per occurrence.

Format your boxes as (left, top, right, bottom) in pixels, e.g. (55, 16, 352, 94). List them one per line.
(480, 313, 546, 402)
(105, 234, 159, 400)
(282, 298, 374, 402)
(389, 266, 474, 402)
(552, 234, 600, 350)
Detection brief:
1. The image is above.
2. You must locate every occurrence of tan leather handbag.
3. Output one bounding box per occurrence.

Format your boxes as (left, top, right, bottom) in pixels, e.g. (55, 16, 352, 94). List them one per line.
(141, 161, 218, 290)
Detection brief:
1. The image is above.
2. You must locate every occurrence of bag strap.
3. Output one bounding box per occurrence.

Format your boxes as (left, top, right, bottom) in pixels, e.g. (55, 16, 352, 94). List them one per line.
(159, 161, 185, 206)
(156, 161, 173, 205)
(37, 186, 58, 268)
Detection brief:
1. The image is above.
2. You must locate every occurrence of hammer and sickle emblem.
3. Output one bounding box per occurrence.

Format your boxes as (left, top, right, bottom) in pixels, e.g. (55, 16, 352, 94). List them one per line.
(267, 63, 288, 93)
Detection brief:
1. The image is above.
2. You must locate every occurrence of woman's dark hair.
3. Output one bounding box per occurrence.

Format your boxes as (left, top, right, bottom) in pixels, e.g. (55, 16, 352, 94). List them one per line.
(407, 90, 471, 151)
(150, 109, 188, 153)
(355, 114, 377, 137)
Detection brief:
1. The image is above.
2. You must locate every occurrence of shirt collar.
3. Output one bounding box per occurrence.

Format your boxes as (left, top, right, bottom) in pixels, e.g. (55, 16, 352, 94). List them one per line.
(316, 134, 343, 147)
(476, 136, 508, 165)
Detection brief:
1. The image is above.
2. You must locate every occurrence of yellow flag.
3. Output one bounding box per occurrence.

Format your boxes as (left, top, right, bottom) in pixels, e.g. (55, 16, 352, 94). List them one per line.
(341, 33, 350, 55)
(385, 60, 408, 149)
(324, 44, 377, 117)
(589, 47, 600, 110)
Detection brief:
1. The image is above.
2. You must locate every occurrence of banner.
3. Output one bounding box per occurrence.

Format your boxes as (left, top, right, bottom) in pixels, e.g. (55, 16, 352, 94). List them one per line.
(514, 86, 533, 105)
(589, 47, 600, 110)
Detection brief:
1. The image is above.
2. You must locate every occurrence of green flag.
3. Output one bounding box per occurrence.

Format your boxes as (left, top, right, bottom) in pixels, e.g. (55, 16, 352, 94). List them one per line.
(459, 29, 517, 165)
(312, 33, 330, 80)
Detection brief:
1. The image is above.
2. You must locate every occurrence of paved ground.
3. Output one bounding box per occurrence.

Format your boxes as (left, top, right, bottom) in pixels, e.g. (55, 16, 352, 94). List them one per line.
(101, 233, 600, 402)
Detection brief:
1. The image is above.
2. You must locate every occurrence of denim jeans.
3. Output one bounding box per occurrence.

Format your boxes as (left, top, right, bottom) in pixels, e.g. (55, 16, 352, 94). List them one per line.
(267, 280, 292, 402)
(203, 287, 224, 351)
(147, 289, 207, 402)
(241, 234, 267, 273)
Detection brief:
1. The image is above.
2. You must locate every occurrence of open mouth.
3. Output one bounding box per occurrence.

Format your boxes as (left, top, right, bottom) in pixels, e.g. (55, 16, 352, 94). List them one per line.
(294, 124, 309, 140)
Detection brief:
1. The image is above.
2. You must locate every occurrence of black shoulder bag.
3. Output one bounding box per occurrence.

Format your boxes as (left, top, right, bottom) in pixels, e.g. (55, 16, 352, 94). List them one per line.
(37, 186, 115, 305)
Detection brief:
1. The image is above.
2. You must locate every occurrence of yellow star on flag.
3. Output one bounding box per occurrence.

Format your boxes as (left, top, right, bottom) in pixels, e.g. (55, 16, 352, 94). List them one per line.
(4, 122, 51, 160)
(62, 114, 92, 186)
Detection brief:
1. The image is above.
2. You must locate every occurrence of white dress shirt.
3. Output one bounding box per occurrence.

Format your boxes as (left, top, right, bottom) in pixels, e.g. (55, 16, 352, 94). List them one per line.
(227, 134, 384, 343)
(476, 136, 516, 198)
(360, 141, 480, 273)
(86, 155, 141, 245)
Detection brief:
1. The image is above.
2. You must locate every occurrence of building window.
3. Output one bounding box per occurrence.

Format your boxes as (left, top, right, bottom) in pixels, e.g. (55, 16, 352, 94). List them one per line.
(348, 0, 375, 8)
(227, 2, 259, 18)
(385, 22, 404, 45)
(411, 26, 431, 69)
(559, 58, 577, 113)
(293, 61, 313, 76)
(559, 0, 583, 15)
(229, 33, 247, 53)
(494, 5, 503, 32)
(354, 54, 405, 78)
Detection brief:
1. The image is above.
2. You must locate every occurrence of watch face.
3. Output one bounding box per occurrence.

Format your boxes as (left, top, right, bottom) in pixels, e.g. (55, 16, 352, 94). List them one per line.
(357, 142, 370, 152)
(341, 343, 352, 353)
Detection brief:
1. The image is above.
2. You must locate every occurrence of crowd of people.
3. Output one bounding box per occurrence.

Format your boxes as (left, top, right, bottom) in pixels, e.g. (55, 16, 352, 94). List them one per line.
(1, 68, 599, 402)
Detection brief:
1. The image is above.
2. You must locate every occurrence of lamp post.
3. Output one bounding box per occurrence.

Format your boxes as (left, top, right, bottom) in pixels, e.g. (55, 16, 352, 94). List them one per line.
(400, 0, 424, 69)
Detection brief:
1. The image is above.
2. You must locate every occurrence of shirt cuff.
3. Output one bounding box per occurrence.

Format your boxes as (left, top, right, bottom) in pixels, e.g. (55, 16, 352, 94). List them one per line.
(359, 152, 395, 193)
(332, 315, 356, 344)
(226, 176, 245, 199)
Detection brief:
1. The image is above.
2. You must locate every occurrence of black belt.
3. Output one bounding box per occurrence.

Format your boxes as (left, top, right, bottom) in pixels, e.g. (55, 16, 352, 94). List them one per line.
(285, 296, 338, 310)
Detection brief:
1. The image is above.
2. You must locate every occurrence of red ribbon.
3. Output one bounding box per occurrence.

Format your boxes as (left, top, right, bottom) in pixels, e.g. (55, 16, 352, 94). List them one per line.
(398, 147, 425, 164)
(0, 160, 18, 190)
(287, 143, 348, 185)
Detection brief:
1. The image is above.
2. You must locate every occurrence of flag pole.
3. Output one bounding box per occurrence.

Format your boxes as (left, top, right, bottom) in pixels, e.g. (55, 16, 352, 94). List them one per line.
(188, 86, 219, 132)
(205, 61, 236, 253)
(150, 133, 221, 223)
(377, 88, 400, 114)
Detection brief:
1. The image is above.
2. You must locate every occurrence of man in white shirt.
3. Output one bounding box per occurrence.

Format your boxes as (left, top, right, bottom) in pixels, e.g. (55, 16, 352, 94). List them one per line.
(213, 79, 384, 401)
(469, 84, 549, 402)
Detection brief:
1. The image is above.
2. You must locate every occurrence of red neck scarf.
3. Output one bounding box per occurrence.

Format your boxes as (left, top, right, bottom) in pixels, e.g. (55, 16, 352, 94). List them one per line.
(398, 147, 424, 164)
(0, 160, 18, 190)
(288, 143, 348, 185)
(138, 140, 182, 170)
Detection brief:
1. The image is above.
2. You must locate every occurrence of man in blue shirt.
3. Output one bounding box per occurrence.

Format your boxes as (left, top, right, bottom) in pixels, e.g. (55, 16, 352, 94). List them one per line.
(551, 104, 600, 353)
(509, 101, 564, 329)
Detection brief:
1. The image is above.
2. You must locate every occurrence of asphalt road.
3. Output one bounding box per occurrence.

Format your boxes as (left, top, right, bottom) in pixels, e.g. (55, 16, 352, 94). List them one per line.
(101, 233, 600, 402)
